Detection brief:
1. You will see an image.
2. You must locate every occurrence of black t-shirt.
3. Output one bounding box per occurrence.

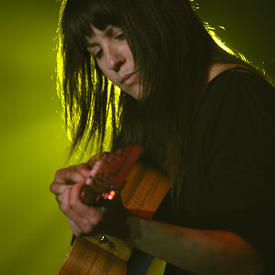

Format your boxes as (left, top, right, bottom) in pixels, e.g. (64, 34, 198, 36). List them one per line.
(128, 70, 275, 274)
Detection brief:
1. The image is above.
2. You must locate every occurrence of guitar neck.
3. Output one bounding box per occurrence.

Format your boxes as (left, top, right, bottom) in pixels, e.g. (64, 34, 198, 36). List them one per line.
(58, 147, 171, 275)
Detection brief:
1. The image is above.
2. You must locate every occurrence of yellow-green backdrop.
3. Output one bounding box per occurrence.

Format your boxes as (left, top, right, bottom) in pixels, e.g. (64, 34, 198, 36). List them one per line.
(0, 1, 274, 274)
(0, 1, 72, 274)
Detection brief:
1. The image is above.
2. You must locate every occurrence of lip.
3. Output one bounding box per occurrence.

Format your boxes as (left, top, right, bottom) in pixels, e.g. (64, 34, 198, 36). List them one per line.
(121, 72, 137, 86)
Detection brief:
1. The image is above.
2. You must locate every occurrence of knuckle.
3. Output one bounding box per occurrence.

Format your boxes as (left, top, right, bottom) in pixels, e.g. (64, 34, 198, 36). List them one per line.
(78, 162, 86, 168)
(88, 210, 102, 225)
(93, 214, 102, 225)
(69, 196, 78, 208)
(60, 203, 69, 214)
(83, 227, 92, 234)
(82, 221, 93, 234)
(69, 201, 76, 209)
(74, 231, 80, 237)
(50, 182, 60, 193)
(55, 168, 64, 178)
(56, 194, 63, 204)
(69, 164, 81, 173)
(49, 184, 55, 193)
(64, 169, 71, 178)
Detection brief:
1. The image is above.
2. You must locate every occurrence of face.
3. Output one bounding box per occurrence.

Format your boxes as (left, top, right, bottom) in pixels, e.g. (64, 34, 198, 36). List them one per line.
(86, 25, 141, 99)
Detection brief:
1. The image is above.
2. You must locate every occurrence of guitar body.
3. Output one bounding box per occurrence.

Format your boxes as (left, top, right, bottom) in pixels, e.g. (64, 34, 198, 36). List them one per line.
(59, 237, 127, 274)
(58, 147, 170, 275)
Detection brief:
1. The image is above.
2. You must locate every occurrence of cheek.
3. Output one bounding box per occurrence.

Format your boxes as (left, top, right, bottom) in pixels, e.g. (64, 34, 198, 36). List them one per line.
(96, 60, 105, 74)
(97, 63, 117, 84)
(121, 42, 134, 64)
(126, 48, 134, 64)
(97, 62, 109, 77)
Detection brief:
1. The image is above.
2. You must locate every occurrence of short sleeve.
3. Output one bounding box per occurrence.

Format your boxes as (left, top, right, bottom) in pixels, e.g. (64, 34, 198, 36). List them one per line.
(202, 71, 275, 273)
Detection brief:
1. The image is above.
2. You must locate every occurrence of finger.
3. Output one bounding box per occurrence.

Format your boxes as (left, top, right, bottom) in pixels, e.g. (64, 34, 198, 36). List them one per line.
(79, 168, 93, 179)
(89, 160, 105, 177)
(60, 187, 94, 234)
(50, 163, 91, 195)
(54, 163, 90, 185)
(56, 193, 64, 204)
(50, 182, 70, 196)
(56, 169, 82, 183)
(87, 155, 99, 168)
(62, 184, 102, 234)
(70, 181, 103, 225)
(68, 218, 82, 236)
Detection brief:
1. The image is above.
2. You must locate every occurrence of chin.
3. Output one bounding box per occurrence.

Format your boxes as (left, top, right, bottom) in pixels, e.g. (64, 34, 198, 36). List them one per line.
(127, 85, 142, 100)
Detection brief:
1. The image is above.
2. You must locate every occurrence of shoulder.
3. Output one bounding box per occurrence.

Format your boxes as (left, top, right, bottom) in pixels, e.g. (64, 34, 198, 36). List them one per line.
(206, 63, 273, 92)
(203, 66, 275, 108)
(208, 68, 269, 88)
(192, 66, 275, 140)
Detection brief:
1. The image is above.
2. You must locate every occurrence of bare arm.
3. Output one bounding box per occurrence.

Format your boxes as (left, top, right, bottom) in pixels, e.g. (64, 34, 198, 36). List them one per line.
(50, 164, 264, 275)
(126, 216, 264, 275)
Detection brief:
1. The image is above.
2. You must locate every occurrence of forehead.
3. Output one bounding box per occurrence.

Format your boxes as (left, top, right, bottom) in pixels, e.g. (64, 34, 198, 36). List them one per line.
(86, 25, 117, 46)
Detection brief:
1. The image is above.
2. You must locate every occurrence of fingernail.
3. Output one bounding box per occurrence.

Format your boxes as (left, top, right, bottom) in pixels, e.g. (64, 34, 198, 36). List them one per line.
(86, 177, 92, 185)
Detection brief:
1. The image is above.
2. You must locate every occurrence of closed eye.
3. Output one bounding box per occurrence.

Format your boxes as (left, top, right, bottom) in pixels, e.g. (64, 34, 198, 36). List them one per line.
(115, 32, 125, 41)
(94, 49, 103, 59)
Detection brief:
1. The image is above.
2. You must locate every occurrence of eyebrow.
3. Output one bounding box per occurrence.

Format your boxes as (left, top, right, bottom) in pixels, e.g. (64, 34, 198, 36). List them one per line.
(86, 25, 114, 48)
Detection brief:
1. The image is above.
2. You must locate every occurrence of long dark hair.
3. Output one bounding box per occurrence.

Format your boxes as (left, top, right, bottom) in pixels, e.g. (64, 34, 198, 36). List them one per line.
(57, 0, 254, 205)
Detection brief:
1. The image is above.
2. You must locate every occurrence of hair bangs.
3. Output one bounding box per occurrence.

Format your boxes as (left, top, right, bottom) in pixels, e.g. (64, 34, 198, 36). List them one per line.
(61, 0, 121, 50)
(85, 0, 121, 30)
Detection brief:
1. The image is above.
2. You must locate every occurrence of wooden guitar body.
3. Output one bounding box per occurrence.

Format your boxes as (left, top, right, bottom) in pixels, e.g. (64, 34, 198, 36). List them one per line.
(58, 146, 170, 275)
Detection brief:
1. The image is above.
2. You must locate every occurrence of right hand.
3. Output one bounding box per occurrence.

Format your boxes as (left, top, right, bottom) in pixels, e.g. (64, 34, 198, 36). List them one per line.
(50, 153, 131, 239)
(50, 158, 103, 236)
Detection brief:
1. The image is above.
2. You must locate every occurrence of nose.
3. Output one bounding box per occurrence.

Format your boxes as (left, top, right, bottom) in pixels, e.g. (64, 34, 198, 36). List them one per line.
(105, 47, 126, 72)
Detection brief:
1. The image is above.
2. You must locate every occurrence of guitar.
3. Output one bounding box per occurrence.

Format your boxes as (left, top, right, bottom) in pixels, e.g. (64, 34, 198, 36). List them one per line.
(58, 145, 170, 275)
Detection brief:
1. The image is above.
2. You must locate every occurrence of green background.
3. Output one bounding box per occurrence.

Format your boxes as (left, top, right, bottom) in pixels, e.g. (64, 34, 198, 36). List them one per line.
(0, 1, 72, 274)
(0, 1, 274, 274)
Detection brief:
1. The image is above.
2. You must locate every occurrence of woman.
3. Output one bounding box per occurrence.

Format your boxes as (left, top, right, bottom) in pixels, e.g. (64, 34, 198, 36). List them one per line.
(50, 0, 275, 274)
